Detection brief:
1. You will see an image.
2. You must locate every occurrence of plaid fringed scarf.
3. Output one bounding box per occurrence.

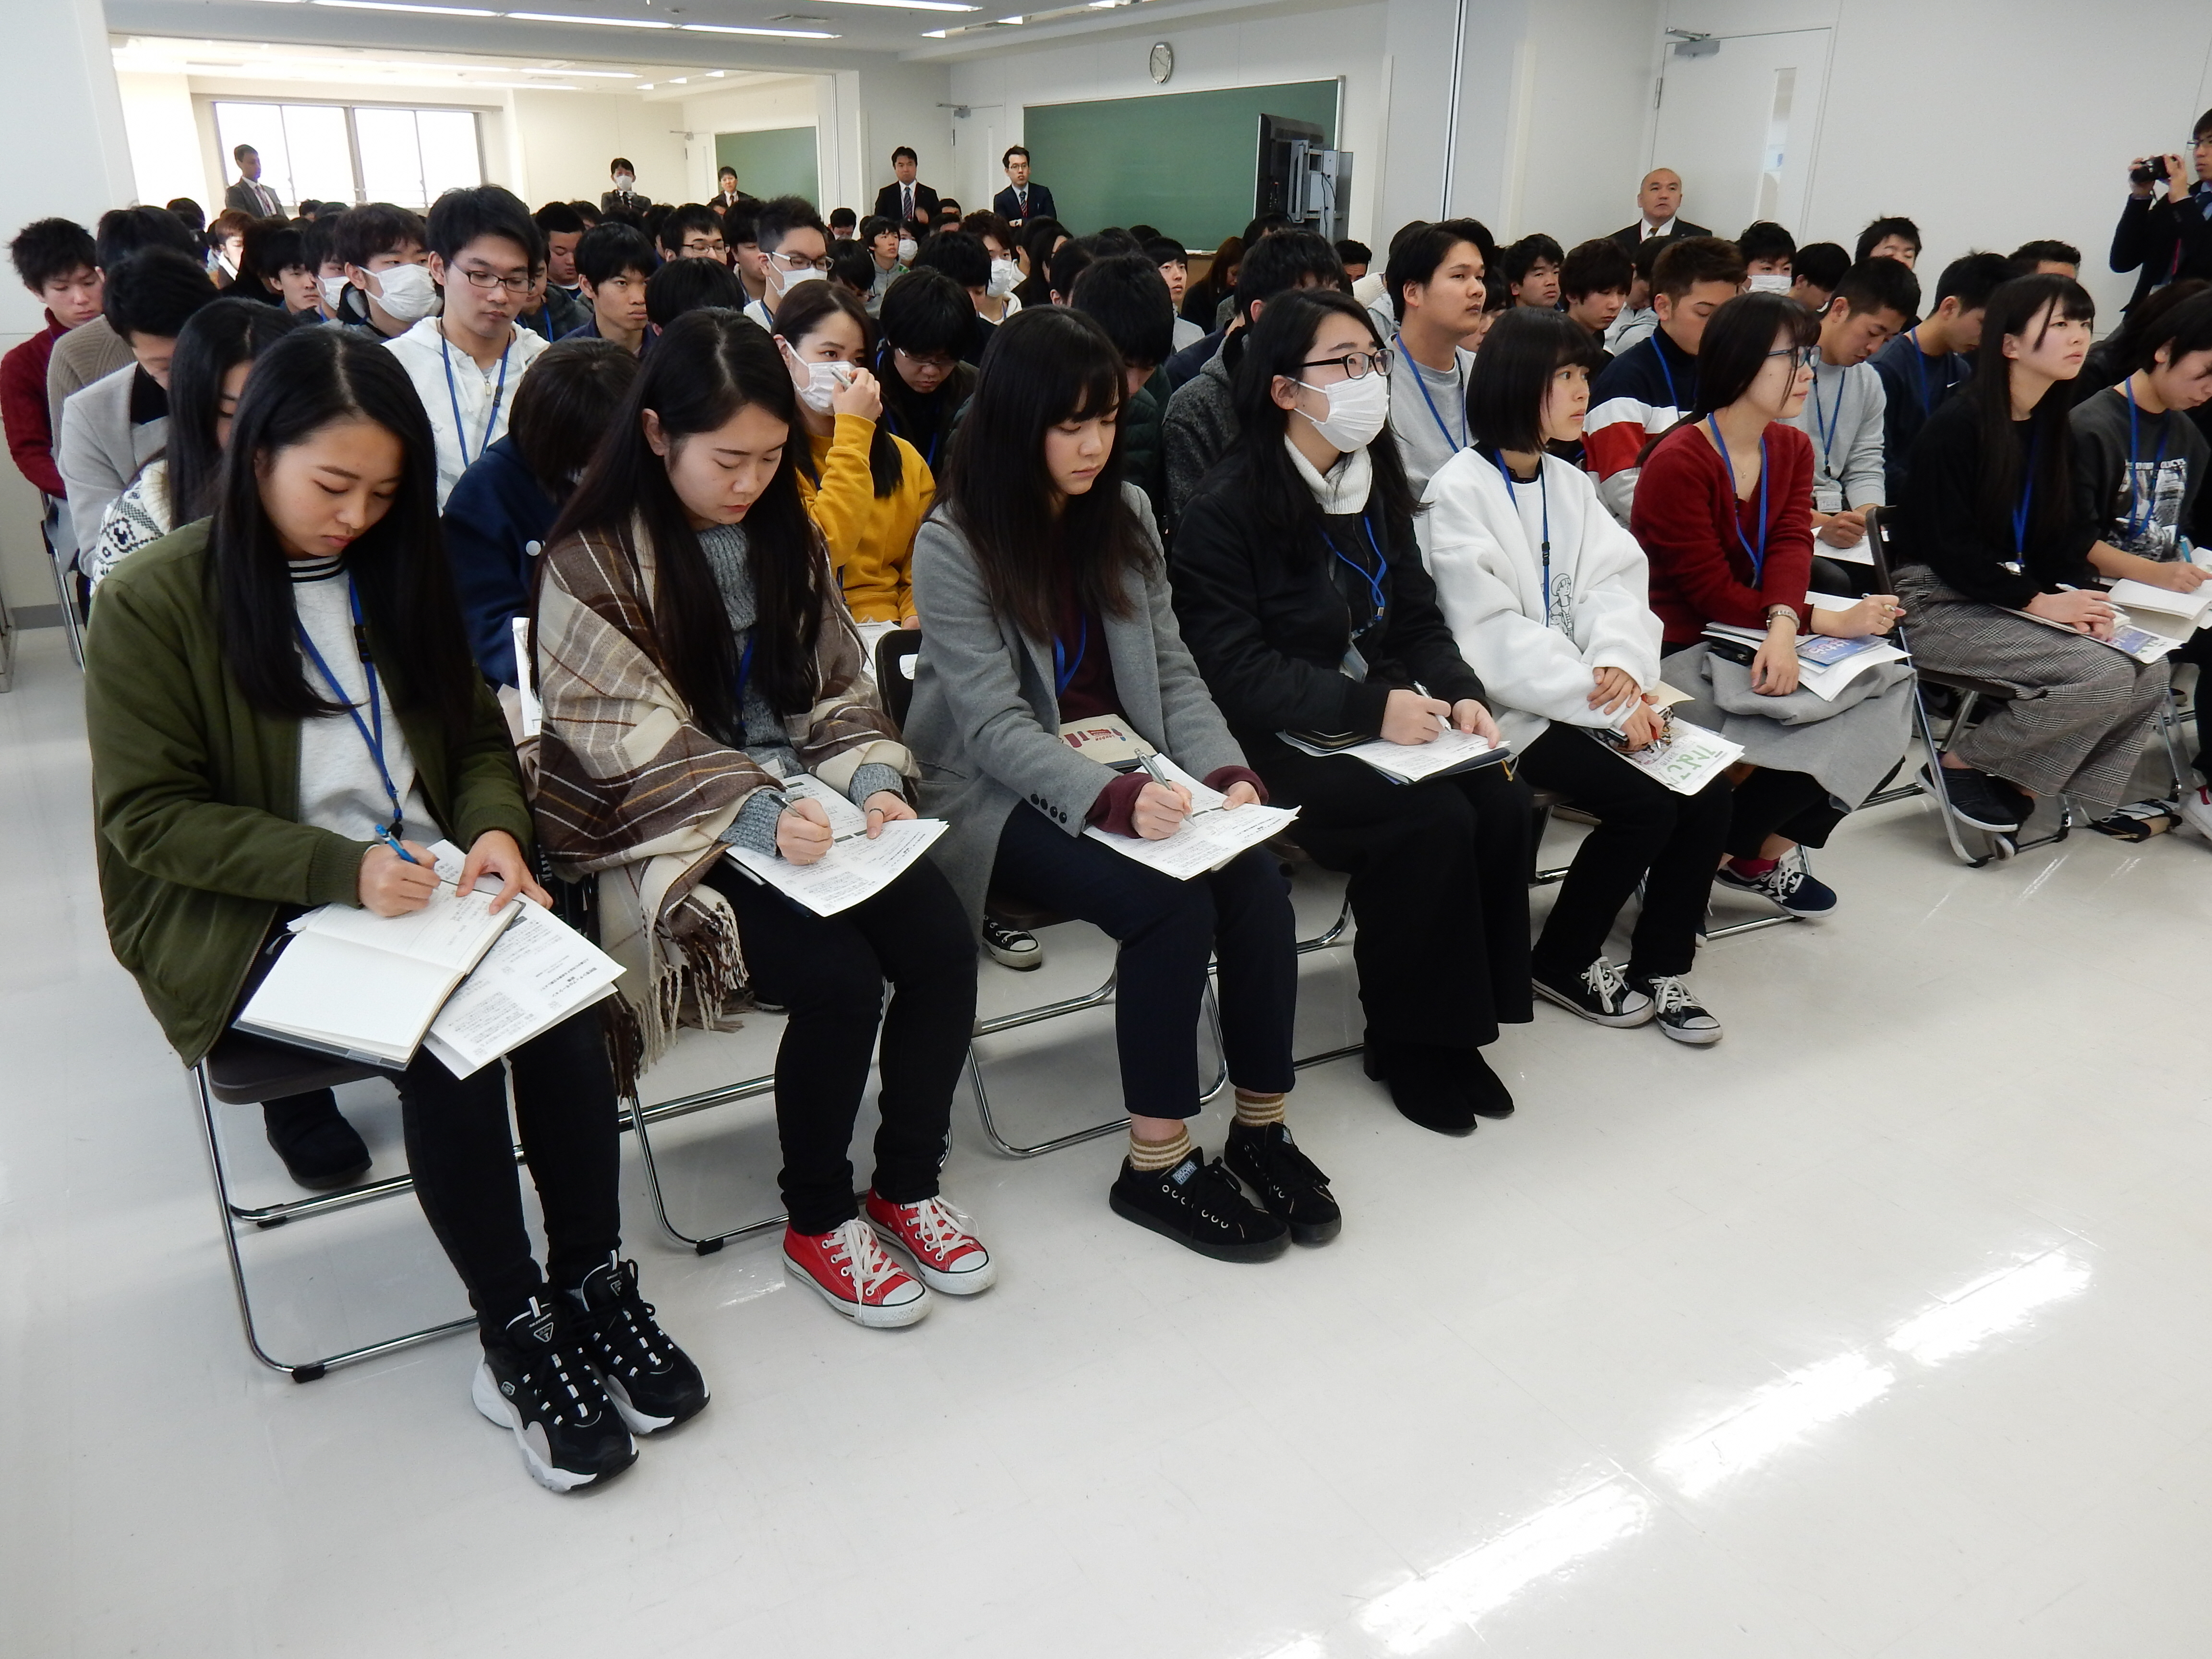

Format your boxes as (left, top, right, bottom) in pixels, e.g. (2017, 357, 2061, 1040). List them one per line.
(532, 520, 912, 1090)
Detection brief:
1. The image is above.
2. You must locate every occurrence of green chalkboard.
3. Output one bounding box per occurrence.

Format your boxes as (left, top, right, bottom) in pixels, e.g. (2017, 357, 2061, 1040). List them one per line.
(1023, 81, 1337, 250)
(714, 127, 819, 205)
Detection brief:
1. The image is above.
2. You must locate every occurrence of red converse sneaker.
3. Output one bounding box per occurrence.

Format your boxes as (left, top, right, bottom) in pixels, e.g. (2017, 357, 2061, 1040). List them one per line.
(864, 1191, 998, 1296)
(782, 1218, 930, 1328)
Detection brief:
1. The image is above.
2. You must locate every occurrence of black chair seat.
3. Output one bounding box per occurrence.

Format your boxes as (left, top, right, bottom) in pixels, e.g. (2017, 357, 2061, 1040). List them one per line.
(987, 891, 1070, 932)
(204, 1029, 386, 1106)
(1911, 668, 2018, 703)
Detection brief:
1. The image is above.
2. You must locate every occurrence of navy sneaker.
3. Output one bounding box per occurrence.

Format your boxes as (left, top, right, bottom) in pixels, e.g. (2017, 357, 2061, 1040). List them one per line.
(1715, 859, 1839, 918)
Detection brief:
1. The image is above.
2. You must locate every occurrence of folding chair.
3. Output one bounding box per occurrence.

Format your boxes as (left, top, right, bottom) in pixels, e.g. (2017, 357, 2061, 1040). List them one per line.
(42, 495, 85, 670)
(1863, 507, 2073, 866)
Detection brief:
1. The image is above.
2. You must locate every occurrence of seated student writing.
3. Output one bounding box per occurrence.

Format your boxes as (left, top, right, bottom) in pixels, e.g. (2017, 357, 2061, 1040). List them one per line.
(1781, 256, 1920, 557)
(1422, 309, 1733, 1043)
(873, 267, 976, 474)
(1631, 292, 1907, 917)
(1893, 275, 2174, 832)
(904, 305, 1329, 1262)
(443, 336, 637, 688)
(534, 310, 989, 1330)
(1788, 242, 1850, 314)
(1856, 216, 1922, 269)
(1871, 252, 2012, 501)
(1171, 289, 1534, 1126)
(84, 327, 705, 1493)
(562, 220, 659, 356)
(1561, 238, 1633, 361)
(772, 280, 931, 630)
(909, 230, 998, 364)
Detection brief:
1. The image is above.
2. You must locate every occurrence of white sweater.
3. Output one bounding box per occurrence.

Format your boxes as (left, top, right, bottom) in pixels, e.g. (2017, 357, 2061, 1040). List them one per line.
(385, 318, 545, 509)
(1418, 446, 1662, 752)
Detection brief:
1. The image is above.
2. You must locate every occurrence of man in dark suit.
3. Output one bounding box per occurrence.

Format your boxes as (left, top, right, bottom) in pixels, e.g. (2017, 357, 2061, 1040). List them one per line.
(711, 166, 759, 213)
(600, 157, 651, 218)
(1606, 168, 1710, 251)
(223, 146, 283, 218)
(872, 147, 939, 234)
(991, 144, 1057, 228)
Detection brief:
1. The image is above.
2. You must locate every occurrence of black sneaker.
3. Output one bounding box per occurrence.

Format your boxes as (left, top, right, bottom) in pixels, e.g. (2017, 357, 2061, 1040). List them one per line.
(1714, 859, 1840, 918)
(982, 915, 1043, 970)
(1534, 956, 1655, 1029)
(1223, 1121, 1341, 1245)
(1920, 760, 2021, 832)
(565, 1256, 709, 1435)
(1629, 972, 1722, 1046)
(262, 1093, 371, 1190)
(471, 1298, 637, 1493)
(1363, 1040, 1477, 1136)
(1109, 1150, 1288, 1262)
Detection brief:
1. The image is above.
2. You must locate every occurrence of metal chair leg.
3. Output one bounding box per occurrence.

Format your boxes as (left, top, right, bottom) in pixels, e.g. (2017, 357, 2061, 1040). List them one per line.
(44, 505, 85, 670)
(622, 1072, 786, 1255)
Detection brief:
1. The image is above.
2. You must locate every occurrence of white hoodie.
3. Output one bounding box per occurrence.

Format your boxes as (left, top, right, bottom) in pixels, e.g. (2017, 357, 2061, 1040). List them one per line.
(1418, 446, 1661, 752)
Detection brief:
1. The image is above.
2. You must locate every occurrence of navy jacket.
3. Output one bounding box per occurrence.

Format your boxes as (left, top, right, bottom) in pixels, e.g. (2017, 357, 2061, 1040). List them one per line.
(441, 435, 557, 686)
(992, 182, 1057, 226)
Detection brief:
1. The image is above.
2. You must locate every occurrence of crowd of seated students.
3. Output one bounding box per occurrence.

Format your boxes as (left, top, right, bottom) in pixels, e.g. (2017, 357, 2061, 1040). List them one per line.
(12, 115, 2212, 1498)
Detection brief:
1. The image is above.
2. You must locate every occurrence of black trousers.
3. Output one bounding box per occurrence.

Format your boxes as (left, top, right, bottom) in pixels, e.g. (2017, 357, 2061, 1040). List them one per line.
(702, 857, 976, 1235)
(1515, 723, 1733, 980)
(1251, 740, 1532, 1050)
(992, 803, 1296, 1119)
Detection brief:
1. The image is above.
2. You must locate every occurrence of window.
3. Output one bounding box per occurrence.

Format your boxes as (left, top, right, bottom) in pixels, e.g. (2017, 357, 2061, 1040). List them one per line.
(212, 100, 484, 211)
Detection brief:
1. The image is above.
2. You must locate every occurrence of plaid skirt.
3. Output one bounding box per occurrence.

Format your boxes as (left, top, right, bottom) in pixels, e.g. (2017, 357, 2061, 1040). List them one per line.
(1892, 569, 2169, 807)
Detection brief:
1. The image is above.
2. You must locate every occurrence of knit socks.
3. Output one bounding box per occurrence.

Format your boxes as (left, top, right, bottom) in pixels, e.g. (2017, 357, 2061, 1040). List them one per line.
(1128, 1125, 1193, 1172)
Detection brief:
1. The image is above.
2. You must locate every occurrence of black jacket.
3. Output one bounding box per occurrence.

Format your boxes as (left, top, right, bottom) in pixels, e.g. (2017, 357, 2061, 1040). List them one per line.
(2109, 187, 2212, 312)
(1605, 218, 1713, 252)
(992, 182, 1057, 226)
(874, 180, 940, 230)
(875, 350, 974, 474)
(1169, 458, 1486, 745)
(1897, 397, 2098, 609)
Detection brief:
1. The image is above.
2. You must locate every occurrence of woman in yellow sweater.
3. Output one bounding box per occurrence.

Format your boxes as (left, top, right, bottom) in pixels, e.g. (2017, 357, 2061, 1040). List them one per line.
(772, 282, 931, 628)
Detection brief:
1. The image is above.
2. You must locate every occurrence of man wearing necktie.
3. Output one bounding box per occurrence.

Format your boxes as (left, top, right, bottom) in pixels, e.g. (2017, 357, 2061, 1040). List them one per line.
(1606, 168, 1711, 252)
(871, 147, 939, 236)
(991, 144, 1058, 229)
(223, 145, 284, 219)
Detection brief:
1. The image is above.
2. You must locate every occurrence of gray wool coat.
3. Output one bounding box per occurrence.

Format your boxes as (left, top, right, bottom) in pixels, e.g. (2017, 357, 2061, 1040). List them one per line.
(903, 484, 1249, 935)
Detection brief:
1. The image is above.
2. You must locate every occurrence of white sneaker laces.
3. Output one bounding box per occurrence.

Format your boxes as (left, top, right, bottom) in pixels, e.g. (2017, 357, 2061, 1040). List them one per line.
(1644, 974, 1695, 1015)
(825, 1218, 907, 1299)
(895, 1196, 975, 1257)
(1581, 957, 1632, 1008)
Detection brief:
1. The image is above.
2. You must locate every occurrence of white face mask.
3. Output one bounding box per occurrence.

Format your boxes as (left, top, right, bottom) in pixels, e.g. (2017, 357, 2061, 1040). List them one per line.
(370, 262, 440, 323)
(318, 274, 349, 313)
(767, 260, 826, 303)
(897, 238, 918, 264)
(785, 350, 857, 414)
(1296, 371, 1391, 452)
(987, 257, 1020, 298)
(1747, 272, 1792, 294)
(613, 172, 635, 191)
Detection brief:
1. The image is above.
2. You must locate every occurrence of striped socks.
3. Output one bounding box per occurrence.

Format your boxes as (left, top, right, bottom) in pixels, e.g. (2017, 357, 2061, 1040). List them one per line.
(1233, 1089, 1287, 1128)
(1128, 1125, 1193, 1172)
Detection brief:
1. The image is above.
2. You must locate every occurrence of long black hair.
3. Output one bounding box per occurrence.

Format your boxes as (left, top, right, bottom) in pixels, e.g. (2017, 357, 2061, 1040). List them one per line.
(168, 298, 302, 524)
(1967, 273, 2096, 550)
(1220, 288, 1418, 564)
(1683, 291, 1819, 422)
(1466, 306, 1603, 455)
(549, 306, 824, 744)
(210, 326, 476, 747)
(940, 304, 1146, 643)
(770, 279, 903, 499)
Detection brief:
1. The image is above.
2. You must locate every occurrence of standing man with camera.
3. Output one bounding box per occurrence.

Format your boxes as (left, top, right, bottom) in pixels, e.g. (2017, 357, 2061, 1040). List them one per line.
(2112, 111, 2212, 311)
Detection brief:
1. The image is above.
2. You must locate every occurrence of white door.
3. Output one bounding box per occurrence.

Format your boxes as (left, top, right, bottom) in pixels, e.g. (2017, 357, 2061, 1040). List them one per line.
(1651, 28, 1830, 237)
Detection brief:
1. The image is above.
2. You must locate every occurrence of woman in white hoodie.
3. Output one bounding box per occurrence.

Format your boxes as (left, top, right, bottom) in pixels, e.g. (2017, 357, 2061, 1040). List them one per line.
(1422, 309, 1734, 1044)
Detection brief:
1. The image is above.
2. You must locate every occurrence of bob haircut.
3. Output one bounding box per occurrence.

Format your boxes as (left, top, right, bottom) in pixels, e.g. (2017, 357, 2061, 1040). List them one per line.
(859, 214, 901, 249)
(1682, 291, 1820, 421)
(940, 304, 1146, 643)
(507, 336, 639, 500)
(210, 326, 477, 745)
(645, 255, 742, 325)
(877, 266, 975, 360)
(167, 298, 303, 524)
(1966, 274, 2096, 550)
(1466, 307, 1605, 455)
(772, 280, 904, 500)
(548, 308, 824, 740)
(1069, 252, 1177, 371)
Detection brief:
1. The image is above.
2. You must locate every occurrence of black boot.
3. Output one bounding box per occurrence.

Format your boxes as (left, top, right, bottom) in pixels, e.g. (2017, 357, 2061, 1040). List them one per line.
(1364, 1040, 1477, 1136)
(261, 1090, 371, 1189)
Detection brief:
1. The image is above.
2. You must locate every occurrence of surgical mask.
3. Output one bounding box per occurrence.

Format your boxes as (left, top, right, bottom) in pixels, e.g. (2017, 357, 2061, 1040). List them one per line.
(370, 262, 440, 323)
(767, 260, 825, 301)
(318, 274, 350, 313)
(790, 356, 857, 414)
(613, 172, 635, 191)
(1296, 371, 1391, 452)
(987, 257, 1019, 298)
(1747, 272, 1792, 294)
(897, 237, 918, 264)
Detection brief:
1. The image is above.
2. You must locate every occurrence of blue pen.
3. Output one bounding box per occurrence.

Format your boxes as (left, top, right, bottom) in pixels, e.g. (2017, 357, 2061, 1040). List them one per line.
(377, 827, 420, 866)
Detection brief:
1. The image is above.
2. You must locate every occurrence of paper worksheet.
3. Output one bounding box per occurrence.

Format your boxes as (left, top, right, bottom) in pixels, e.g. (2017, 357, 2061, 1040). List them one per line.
(1083, 756, 1300, 880)
(1590, 717, 1744, 796)
(1278, 724, 1514, 783)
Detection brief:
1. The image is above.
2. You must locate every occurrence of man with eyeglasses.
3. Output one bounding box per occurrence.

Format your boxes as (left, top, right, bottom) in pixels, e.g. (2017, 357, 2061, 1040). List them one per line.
(742, 195, 833, 331)
(384, 185, 548, 509)
(2114, 112, 2212, 311)
(1383, 219, 1490, 496)
(657, 204, 728, 267)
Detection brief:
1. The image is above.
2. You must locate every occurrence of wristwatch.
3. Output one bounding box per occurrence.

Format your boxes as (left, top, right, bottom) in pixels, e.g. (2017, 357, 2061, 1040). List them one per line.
(1765, 605, 1799, 627)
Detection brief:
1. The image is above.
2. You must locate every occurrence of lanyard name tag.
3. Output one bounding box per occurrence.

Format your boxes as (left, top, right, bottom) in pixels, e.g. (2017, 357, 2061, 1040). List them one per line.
(1058, 712, 1157, 770)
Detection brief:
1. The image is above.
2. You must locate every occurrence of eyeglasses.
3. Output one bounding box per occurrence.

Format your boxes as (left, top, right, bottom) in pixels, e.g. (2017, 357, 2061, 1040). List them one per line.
(772, 251, 835, 273)
(681, 240, 728, 257)
(455, 266, 533, 296)
(1768, 346, 1818, 370)
(894, 347, 958, 373)
(1300, 346, 1394, 380)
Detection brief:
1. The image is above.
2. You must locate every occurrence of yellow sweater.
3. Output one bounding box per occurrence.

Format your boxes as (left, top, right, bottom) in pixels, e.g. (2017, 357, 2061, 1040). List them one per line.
(797, 413, 933, 624)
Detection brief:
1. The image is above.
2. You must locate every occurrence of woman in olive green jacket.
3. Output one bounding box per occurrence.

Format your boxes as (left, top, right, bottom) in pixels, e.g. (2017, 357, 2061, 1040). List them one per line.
(84, 326, 704, 1494)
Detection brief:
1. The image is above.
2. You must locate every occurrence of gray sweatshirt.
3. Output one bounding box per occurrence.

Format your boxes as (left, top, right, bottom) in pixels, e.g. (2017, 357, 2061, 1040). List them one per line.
(1389, 335, 1477, 497)
(1783, 357, 1887, 514)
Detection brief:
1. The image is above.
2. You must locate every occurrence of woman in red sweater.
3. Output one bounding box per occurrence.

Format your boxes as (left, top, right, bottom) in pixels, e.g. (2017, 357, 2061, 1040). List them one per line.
(1631, 293, 1902, 916)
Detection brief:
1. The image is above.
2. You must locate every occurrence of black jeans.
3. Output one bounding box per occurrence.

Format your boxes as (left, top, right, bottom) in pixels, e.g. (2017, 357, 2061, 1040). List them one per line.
(701, 857, 976, 1235)
(1250, 739, 1532, 1050)
(991, 803, 1296, 1119)
(1515, 723, 1733, 979)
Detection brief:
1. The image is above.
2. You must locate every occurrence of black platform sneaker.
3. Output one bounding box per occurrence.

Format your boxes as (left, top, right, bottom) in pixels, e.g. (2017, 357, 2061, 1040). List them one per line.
(567, 1256, 709, 1434)
(1223, 1121, 1341, 1245)
(471, 1298, 637, 1492)
(1109, 1150, 1289, 1262)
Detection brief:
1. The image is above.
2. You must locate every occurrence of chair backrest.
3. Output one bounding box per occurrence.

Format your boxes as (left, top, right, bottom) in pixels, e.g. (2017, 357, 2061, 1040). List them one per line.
(1863, 505, 1899, 594)
(875, 628, 922, 732)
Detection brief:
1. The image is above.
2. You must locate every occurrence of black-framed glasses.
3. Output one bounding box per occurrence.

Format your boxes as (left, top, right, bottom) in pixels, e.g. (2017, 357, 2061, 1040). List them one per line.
(1768, 346, 1818, 370)
(456, 266, 533, 295)
(1301, 346, 1394, 380)
(772, 251, 835, 273)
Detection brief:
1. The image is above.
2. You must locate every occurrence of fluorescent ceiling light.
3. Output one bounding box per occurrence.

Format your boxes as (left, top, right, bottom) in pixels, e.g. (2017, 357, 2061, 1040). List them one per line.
(680, 21, 840, 34)
(791, 0, 977, 11)
(507, 12, 674, 26)
(538, 66, 638, 75)
(666, 75, 687, 82)
(482, 79, 577, 86)
(313, 0, 501, 13)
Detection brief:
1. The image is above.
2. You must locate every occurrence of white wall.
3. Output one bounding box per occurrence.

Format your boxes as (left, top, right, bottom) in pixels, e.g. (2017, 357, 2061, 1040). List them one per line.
(675, 76, 821, 203)
(481, 89, 679, 208)
(117, 72, 204, 209)
(1510, 0, 1665, 243)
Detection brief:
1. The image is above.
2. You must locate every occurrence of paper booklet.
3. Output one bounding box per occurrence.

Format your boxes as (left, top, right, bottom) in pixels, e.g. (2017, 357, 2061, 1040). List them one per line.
(1278, 724, 1515, 784)
(725, 772, 950, 917)
(1083, 755, 1300, 880)
(2102, 577, 2212, 639)
(1588, 716, 1744, 796)
(511, 617, 542, 738)
(1704, 599, 1908, 700)
(2004, 601, 2177, 664)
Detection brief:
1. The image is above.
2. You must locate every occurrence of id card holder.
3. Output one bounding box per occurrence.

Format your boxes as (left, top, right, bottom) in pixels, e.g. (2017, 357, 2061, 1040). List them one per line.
(1058, 711, 1158, 772)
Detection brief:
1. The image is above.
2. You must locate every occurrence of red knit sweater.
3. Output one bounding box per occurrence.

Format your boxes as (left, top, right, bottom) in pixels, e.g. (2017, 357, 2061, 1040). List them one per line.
(0, 315, 67, 498)
(1630, 419, 1815, 646)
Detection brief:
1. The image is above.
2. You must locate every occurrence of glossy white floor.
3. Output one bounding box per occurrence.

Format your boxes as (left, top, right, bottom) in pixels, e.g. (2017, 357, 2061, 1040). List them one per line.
(7, 624, 2212, 1657)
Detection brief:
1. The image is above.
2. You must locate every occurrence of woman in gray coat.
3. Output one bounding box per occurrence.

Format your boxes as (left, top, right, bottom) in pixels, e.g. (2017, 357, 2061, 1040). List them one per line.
(905, 307, 1336, 1262)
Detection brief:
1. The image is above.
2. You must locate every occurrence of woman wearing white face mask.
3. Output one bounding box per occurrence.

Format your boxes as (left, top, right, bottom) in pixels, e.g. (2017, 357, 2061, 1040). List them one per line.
(774, 283, 932, 629)
(1170, 290, 1534, 1135)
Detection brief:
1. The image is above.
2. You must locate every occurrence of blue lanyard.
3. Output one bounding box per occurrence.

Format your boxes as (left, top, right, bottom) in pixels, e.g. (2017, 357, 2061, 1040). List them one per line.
(1053, 613, 1087, 697)
(1408, 352, 1468, 451)
(439, 326, 512, 471)
(1501, 461, 1555, 625)
(1324, 514, 1390, 637)
(2124, 378, 2170, 542)
(1706, 417, 1770, 587)
(1905, 329, 1954, 417)
(1811, 361, 1846, 477)
(293, 577, 405, 838)
(2011, 430, 2042, 559)
(1656, 341, 1683, 412)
